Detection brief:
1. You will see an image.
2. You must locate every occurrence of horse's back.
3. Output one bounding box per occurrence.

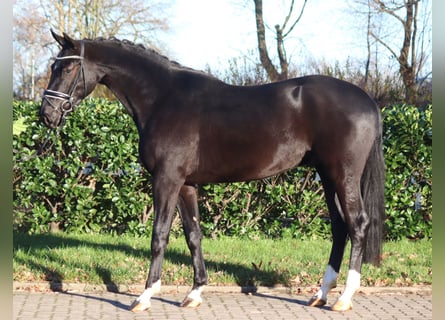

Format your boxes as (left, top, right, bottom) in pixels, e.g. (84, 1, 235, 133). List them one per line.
(290, 75, 377, 114)
(144, 73, 379, 184)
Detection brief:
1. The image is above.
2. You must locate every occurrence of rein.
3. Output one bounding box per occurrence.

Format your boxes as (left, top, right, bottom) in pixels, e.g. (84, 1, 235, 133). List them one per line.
(32, 128, 55, 157)
(43, 41, 86, 127)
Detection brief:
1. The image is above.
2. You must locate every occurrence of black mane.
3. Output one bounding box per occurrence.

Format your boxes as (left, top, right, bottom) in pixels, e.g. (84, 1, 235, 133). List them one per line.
(85, 36, 205, 75)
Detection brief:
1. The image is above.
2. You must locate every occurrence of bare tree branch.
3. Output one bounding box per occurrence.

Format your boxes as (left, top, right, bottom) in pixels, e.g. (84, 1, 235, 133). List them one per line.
(283, 0, 308, 38)
(369, 30, 399, 61)
(372, 0, 405, 24)
(253, 0, 308, 80)
(14, 0, 171, 99)
(367, 0, 429, 104)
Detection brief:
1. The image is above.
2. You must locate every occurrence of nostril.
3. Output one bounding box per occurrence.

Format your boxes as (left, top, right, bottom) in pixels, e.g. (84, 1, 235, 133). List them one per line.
(40, 111, 54, 128)
(41, 114, 49, 126)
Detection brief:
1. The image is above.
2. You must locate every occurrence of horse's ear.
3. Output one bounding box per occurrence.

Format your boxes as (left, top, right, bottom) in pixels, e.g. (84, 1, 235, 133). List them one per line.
(51, 29, 65, 47)
(62, 33, 77, 49)
(50, 29, 76, 49)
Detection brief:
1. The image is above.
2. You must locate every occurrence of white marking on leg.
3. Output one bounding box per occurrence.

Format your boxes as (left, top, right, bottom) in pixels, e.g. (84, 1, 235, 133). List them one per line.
(314, 265, 338, 301)
(182, 285, 205, 307)
(338, 270, 360, 303)
(136, 279, 161, 306)
(187, 285, 204, 301)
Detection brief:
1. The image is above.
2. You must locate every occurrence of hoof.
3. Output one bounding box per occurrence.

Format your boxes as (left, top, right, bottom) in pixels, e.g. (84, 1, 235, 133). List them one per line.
(130, 300, 150, 313)
(331, 299, 353, 312)
(307, 296, 327, 307)
(180, 296, 202, 308)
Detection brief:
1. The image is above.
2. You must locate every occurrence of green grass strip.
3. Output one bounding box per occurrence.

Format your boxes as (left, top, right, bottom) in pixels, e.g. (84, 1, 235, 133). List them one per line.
(13, 232, 431, 288)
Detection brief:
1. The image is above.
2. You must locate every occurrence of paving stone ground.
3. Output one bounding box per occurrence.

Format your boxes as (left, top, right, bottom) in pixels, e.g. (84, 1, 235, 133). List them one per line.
(13, 285, 432, 320)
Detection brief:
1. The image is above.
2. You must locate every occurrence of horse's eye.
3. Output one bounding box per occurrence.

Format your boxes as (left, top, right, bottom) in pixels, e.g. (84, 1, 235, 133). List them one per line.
(63, 61, 77, 74)
(64, 66, 73, 74)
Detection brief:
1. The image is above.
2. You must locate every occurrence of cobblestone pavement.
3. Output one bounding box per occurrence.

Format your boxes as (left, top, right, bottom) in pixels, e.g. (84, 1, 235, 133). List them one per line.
(13, 286, 432, 320)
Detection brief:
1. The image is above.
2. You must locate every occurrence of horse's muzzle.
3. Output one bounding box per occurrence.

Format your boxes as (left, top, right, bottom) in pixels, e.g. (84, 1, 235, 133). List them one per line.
(40, 102, 62, 129)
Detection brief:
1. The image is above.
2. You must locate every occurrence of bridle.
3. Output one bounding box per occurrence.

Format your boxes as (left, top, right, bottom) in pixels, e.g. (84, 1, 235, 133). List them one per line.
(43, 41, 86, 126)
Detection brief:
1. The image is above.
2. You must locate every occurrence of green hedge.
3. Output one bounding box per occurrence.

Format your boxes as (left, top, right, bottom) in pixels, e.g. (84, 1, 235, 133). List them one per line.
(13, 99, 151, 235)
(382, 104, 432, 239)
(13, 99, 432, 240)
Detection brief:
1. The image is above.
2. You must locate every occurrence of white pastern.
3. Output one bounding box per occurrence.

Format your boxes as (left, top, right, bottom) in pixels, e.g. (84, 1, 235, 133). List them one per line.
(136, 279, 161, 306)
(187, 285, 205, 302)
(338, 270, 360, 303)
(314, 265, 338, 301)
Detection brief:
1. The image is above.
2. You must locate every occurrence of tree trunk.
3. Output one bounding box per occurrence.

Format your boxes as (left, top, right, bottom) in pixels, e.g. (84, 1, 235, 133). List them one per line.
(275, 25, 289, 80)
(370, 0, 422, 105)
(364, 0, 372, 87)
(399, 0, 418, 104)
(253, 0, 307, 81)
(253, 0, 280, 81)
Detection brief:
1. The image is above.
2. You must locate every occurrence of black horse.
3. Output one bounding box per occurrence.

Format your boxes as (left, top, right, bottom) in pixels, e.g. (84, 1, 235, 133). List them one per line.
(40, 31, 385, 312)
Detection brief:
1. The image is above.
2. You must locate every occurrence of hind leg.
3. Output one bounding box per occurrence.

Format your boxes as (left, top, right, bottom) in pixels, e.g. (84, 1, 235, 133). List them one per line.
(308, 169, 348, 308)
(177, 185, 208, 308)
(330, 180, 370, 311)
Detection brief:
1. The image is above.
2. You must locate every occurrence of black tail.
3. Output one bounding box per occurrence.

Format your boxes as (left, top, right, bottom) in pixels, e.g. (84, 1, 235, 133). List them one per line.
(361, 127, 386, 266)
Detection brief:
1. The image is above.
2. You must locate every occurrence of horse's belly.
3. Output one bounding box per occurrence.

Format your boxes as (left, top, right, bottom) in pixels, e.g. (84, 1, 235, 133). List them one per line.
(189, 140, 308, 184)
(253, 142, 308, 178)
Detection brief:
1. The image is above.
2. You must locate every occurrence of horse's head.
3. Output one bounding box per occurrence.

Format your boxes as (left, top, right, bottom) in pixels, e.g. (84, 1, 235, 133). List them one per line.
(40, 30, 98, 128)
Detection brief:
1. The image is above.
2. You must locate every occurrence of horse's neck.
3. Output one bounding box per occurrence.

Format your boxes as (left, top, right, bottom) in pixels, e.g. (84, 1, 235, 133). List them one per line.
(99, 54, 170, 130)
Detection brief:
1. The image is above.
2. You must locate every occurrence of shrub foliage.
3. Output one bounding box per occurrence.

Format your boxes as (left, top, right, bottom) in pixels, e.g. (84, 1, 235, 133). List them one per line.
(13, 99, 432, 240)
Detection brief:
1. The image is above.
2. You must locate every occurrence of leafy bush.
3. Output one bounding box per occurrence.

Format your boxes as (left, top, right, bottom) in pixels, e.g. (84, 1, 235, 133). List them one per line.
(13, 100, 432, 240)
(13, 99, 152, 235)
(382, 104, 432, 240)
(198, 170, 330, 239)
